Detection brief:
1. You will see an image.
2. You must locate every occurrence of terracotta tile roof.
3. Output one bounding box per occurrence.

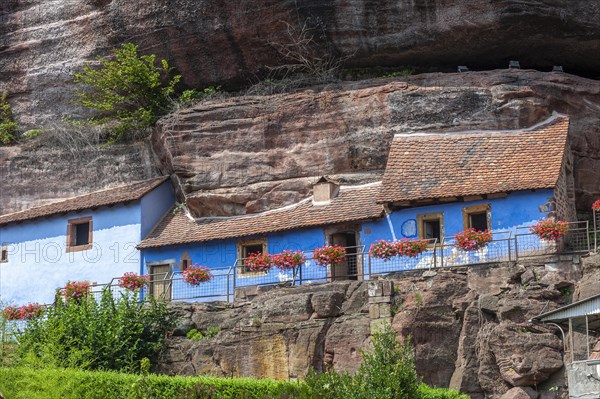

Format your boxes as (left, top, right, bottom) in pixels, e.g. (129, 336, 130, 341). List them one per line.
(377, 115, 570, 204)
(138, 184, 384, 248)
(0, 176, 169, 226)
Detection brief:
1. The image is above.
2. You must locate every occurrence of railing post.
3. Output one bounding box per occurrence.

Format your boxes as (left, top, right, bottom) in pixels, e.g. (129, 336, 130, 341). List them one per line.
(232, 265, 237, 302)
(507, 233, 512, 262)
(298, 264, 303, 286)
(514, 234, 519, 261)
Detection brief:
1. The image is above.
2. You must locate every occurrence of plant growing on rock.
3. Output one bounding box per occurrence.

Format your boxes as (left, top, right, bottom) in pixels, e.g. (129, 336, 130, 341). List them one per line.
(182, 265, 213, 285)
(0, 91, 19, 145)
(244, 252, 273, 273)
(73, 43, 181, 143)
(530, 219, 568, 241)
(454, 228, 493, 251)
(312, 245, 346, 267)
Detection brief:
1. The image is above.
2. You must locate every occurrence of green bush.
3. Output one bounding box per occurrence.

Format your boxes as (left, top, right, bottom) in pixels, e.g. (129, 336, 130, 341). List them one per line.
(303, 322, 418, 399)
(178, 86, 220, 105)
(0, 367, 305, 399)
(417, 384, 470, 399)
(73, 42, 181, 143)
(13, 289, 175, 372)
(0, 91, 19, 144)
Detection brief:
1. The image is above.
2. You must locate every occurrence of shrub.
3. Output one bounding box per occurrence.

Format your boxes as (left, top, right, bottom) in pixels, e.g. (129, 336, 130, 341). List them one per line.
(0, 91, 19, 144)
(454, 229, 493, 251)
(73, 43, 181, 143)
(182, 265, 213, 285)
(529, 219, 569, 241)
(312, 245, 346, 267)
(118, 273, 149, 291)
(178, 86, 220, 105)
(13, 289, 175, 372)
(244, 252, 273, 273)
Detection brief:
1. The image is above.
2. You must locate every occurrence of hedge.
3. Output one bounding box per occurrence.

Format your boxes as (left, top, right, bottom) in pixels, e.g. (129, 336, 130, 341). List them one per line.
(0, 367, 469, 399)
(0, 367, 304, 399)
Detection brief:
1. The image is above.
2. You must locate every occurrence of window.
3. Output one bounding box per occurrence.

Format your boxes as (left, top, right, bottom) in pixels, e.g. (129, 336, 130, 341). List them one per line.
(237, 239, 268, 275)
(1, 245, 8, 263)
(417, 212, 444, 242)
(462, 204, 491, 231)
(66, 217, 93, 252)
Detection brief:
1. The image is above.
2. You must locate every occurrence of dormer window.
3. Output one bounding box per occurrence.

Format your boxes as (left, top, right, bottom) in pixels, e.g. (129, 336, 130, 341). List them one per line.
(312, 176, 340, 205)
(67, 217, 93, 252)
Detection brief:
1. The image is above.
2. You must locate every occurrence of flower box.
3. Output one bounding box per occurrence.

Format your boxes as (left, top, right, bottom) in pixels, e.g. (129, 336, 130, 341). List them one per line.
(2, 303, 44, 321)
(454, 229, 493, 251)
(182, 265, 213, 285)
(244, 252, 273, 272)
(395, 239, 429, 257)
(529, 219, 568, 241)
(118, 272, 149, 291)
(369, 240, 398, 260)
(272, 250, 307, 270)
(312, 245, 346, 267)
(62, 281, 91, 302)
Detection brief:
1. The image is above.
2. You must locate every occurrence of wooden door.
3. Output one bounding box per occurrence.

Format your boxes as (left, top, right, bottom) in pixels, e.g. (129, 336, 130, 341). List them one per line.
(150, 264, 172, 301)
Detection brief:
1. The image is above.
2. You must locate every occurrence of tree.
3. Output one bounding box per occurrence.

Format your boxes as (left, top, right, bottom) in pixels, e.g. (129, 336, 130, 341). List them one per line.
(73, 43, 180, 142)
(0, 91, 19, 145)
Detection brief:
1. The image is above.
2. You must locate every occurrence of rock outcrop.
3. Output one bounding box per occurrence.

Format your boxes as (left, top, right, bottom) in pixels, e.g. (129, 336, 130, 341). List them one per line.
(157, 254, 599, 399)
(1, 0, 599, 129)
(155, 70, 600, 216)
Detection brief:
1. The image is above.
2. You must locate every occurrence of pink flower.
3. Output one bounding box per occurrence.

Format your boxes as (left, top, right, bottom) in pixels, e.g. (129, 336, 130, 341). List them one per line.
(530, 219, 568, 241)
(312, 245, 346, 267)
(272, 250, 306, 270)
(182, 264, 213, 285)
(454, 229, 493, 251)
(118, 272, 149, 291)
(592, 199, 600, 212)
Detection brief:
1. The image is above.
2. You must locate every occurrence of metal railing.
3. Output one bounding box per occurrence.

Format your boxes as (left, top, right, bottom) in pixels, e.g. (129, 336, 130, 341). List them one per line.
(65, 222, 596, 304)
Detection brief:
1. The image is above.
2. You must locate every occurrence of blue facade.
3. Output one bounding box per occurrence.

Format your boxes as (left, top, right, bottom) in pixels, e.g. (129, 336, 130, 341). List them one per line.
(141, 189, 553, 301)
(0, 180, 174, 306)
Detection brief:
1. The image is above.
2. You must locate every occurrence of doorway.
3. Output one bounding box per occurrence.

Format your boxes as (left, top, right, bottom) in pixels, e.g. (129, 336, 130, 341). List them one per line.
(150, 264, 172, 301)
(328, 231, 360, 281)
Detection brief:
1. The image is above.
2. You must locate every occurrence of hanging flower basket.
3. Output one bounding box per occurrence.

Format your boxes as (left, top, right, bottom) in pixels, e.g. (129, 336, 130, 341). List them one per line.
(312, 245, 347, 267)
(529, 219, 569, 241)
(369, 240, 398, 260)
(182, 265, 213, 285)
(454, 229, 493, 251)
(1, 303, 44, 321)
(118, 272, 149, 291)
(592, 199, 600, 212)
(62, 281, 90, 302)
(395, 238, 429, 257)
(244, 252, 273, 272)
(272, 250, 306, 270)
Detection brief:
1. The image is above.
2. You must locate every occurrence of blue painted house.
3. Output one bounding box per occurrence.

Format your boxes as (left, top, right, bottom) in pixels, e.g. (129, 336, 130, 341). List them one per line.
(138, 114, 574, 300)
(0, 176, 174, 305)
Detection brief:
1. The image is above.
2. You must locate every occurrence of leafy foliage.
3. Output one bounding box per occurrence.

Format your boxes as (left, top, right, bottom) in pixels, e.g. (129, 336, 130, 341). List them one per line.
(0, 91, 19, 144)
(13, 289, 175, 372)
(73, 43, 181, 142)
(178, 86, 220, 105)
(303, 322, 419, 399)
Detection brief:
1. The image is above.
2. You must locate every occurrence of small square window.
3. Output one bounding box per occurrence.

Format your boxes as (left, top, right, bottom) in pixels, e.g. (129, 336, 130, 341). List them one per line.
(417, 212, 444, 242)
(237, 239, 268, 276)
(463, 204, 491, 232)
(1, 245, 8, 263)
(67, 217, 93, 252)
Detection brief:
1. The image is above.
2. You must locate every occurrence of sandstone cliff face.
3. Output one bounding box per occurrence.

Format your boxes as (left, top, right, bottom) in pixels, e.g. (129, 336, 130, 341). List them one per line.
(1, 0, 599, 129)
(159, 254, 597, 399)
(155, 70, 600, 216)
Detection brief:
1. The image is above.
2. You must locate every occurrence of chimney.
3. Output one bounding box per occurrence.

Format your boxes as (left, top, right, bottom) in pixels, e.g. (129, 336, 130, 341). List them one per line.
(312, 176, 340, 205)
